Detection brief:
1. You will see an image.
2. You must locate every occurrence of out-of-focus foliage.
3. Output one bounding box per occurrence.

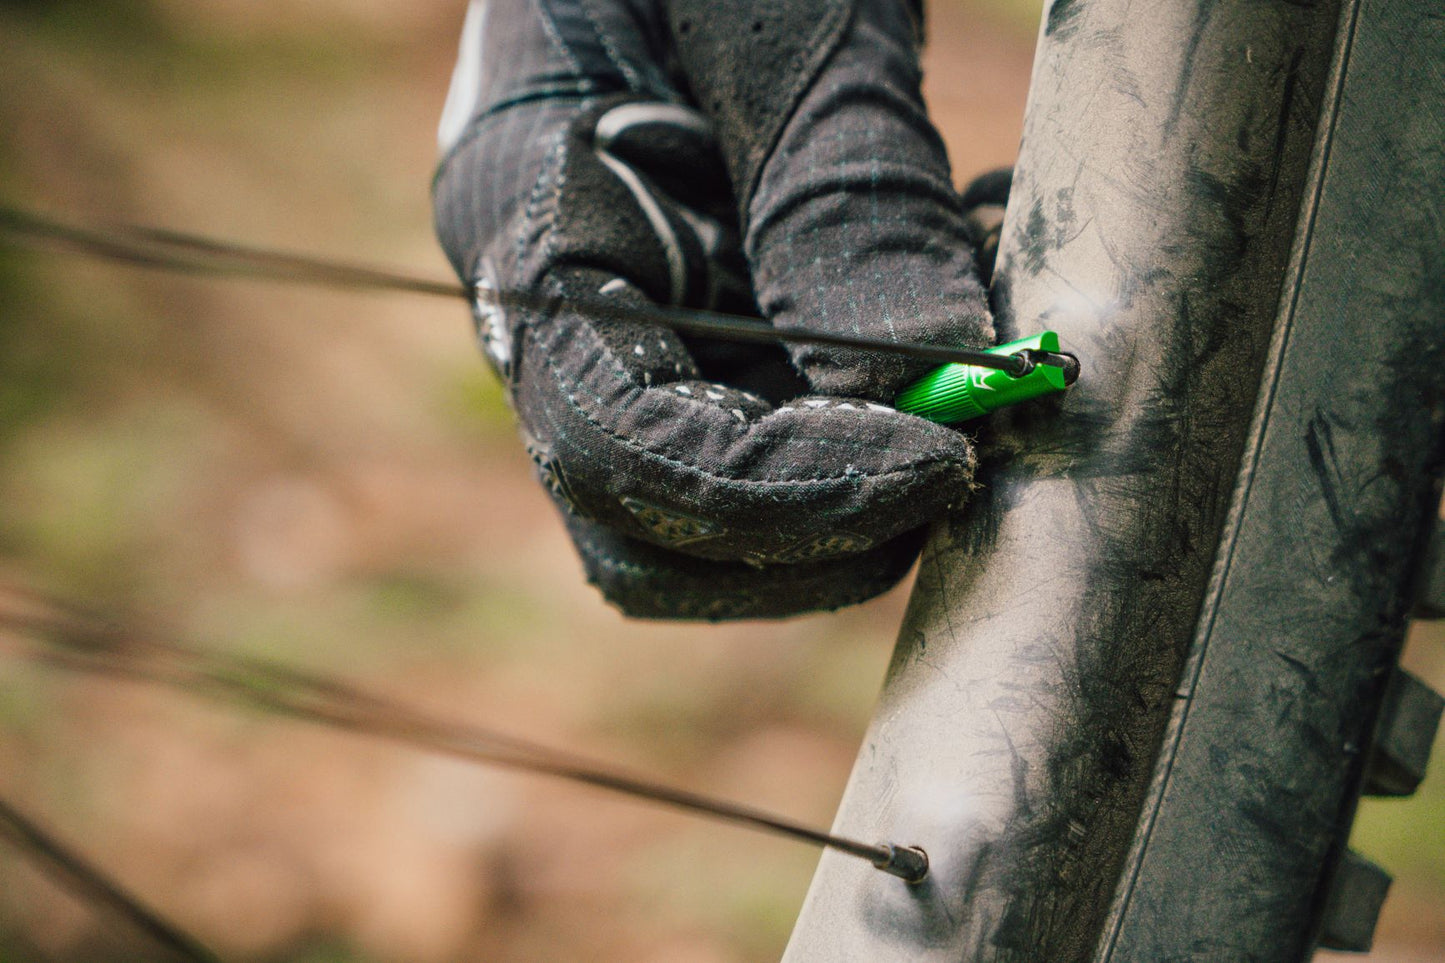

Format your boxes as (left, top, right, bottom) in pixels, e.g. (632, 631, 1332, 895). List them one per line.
(0, 2, 1018, 960)
(1342, 619, 1445, 956)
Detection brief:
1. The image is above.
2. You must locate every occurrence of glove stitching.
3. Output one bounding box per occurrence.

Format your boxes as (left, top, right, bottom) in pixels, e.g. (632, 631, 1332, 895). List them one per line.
(577, 0, 644, 94)
(581, 552, 653, 578)
(540, 137, 566, 273)
(435, 86, 606, 179)
(583, 551, 903, 618)
(519, 128, 572, 283)
(529, 322, 960, 488)
(533, 0, 585, 76)
(582, 545, 899, 596)
(585, 547, 898, 588)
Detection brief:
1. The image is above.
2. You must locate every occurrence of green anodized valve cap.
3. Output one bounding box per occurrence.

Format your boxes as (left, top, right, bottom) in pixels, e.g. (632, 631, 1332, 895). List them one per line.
(894, 331, 1078, 424)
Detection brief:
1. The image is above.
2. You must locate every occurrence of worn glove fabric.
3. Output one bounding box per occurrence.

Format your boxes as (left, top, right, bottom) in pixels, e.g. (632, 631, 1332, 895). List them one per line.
(434, 0, 994, 620)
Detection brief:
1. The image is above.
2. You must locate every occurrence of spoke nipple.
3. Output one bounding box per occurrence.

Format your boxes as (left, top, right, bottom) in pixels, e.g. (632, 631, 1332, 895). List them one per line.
(873, 843, 929, 883)
(1050, 351, 1082, 386)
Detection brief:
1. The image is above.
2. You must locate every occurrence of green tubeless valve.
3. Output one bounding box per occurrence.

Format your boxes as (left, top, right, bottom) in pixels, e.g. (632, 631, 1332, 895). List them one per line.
(894, 331, 1079, 424)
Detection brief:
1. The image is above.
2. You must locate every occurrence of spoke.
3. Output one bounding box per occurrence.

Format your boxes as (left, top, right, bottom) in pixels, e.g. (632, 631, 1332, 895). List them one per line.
(0, 795, 220, 963)
(0, 202, 1025, 375)
(0, 584, 928, 883)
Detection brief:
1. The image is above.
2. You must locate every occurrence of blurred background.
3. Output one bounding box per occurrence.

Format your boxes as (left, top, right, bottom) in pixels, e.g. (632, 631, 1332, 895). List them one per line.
(0, 1, 1439, 961)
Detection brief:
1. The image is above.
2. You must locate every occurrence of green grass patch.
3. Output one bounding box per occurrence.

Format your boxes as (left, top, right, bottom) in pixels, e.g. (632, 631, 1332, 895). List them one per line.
(437, 362, 518, 443)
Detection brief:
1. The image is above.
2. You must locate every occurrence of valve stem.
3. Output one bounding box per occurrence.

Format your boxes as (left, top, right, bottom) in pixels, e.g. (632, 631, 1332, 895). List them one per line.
(872, 843, 931, 883)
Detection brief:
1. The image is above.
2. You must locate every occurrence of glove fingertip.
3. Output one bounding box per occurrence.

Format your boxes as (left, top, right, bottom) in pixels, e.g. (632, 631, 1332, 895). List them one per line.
(565, 514, 926, 621)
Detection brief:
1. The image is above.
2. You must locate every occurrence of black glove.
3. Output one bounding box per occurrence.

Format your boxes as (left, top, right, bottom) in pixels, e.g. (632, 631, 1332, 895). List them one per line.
(433, 0, 994, 620)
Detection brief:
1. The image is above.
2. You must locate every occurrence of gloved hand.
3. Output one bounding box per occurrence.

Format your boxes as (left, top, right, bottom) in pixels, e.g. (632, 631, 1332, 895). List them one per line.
(433, 0, 995, 619)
